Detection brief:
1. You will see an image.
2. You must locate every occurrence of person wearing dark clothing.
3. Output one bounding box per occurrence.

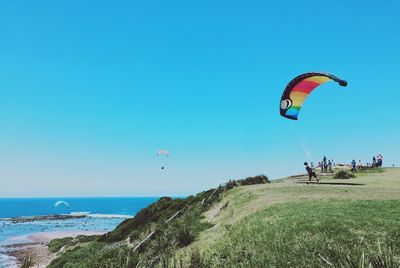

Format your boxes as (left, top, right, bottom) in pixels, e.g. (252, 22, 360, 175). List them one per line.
(351, 160, 357, 172)
(377, 154, 383, 167)
(322, 156, 328, 173)
(304, 162, 319, 183)
(372, 157, 377, 167)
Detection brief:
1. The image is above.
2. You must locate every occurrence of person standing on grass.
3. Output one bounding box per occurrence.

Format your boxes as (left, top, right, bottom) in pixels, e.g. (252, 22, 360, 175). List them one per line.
(304, 162, 319, 183)
(377, 154, 383, 167)
(322, 156, 328, 173)
(328, 160, 333, 173)
(358, 160, 362, 169)
(351, 160, 357, 172)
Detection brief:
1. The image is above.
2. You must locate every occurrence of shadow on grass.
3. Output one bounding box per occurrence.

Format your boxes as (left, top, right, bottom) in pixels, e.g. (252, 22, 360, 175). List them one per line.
(296, 181, 365, 186)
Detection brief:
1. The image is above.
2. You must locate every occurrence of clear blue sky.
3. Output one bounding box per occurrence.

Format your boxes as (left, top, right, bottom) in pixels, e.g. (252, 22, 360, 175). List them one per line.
(1, 1, 399, 197)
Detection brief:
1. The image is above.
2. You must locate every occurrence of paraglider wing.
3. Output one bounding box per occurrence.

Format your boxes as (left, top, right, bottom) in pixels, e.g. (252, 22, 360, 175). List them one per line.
(157, 149, 170, 157)
(280, 72, 347, 120)
(55, 201, 70, 208)
(157, 149, 170, 170)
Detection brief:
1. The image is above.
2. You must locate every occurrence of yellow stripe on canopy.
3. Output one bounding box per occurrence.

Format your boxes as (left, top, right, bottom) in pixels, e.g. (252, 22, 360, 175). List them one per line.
(304, 76, 331, 84)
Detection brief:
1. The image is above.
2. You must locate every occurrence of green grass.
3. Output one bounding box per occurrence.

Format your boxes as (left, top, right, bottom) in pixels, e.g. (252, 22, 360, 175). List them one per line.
(204, 200, 400, 267)
(47, 235, 99, 253)
(48, 168, 400, 267)
(48, 242, 141, 268)
(48, 185, 225, 267)
(48, 237, 74, 253)
(357, 167, 385, 174)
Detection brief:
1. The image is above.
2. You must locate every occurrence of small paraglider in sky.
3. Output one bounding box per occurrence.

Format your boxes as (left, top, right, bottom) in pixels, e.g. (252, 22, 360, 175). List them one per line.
(157, 149, 170, 170)
(157, 149, 170, 157)
(280, 72, 347, 120)
(54, 200, 70, 208)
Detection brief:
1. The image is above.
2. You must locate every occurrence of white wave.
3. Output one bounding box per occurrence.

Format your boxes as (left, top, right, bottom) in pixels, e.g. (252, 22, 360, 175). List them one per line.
(70, 212, 90, 216)
(87, 213, 132, 219)
(1, 234, 32, 246)
(69, 212, 131, 218)
(0, 252, 17, 268)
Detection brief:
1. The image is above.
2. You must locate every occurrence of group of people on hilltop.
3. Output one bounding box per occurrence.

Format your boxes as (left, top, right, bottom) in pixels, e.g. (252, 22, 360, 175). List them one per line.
(317, 156, 334, 173)
(351, 154, 383, 172)
(304, 154, 384, 182)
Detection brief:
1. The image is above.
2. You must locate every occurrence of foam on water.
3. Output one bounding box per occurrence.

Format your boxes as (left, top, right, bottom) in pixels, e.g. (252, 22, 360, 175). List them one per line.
(0, 248, 17, 268)
(87, 213, 132, 218)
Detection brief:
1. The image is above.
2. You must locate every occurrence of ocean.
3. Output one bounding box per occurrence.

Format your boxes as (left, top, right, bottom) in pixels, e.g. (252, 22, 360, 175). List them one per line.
(0, 197, 159, 267)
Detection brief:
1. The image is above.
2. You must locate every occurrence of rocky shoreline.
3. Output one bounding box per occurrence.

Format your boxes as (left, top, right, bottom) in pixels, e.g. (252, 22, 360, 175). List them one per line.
(1, 214, 87, 224)
(1, 231, 105, 268)
(5, 242, 54, 268)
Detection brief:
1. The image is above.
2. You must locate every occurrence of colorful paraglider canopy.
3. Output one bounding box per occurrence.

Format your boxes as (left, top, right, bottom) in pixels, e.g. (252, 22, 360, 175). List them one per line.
(54, 200, 70, 208)
(157, 149, 170, 157)
(280, 72, 347, 120)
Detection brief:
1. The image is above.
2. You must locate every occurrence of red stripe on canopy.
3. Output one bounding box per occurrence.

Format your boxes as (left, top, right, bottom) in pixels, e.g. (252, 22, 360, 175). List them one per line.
(291, 80, 320, 94)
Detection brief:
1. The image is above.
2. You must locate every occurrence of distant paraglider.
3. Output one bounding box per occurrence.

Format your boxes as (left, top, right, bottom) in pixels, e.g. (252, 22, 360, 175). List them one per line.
(157, 149, 170, 157)
(280, 72, 347, 120)
(54, 200, 70, 208)
(157, 149, 170, 170)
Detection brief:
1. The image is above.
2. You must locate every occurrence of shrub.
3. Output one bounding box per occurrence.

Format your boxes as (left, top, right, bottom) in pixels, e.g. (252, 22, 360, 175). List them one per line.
(175, 226, 196, 247)
(334, 170, 356, 179)
(48, 237, 74, 253)
(129, 230, 140, 242)
(239, 175, 270, 185)
(225, 180, 238, 190)
(75, 235, 99, 243)
(99, 197, 187, 242)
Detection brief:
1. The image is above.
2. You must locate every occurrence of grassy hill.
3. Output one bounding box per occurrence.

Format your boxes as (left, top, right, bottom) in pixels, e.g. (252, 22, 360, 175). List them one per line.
(46, 168, 400, 267)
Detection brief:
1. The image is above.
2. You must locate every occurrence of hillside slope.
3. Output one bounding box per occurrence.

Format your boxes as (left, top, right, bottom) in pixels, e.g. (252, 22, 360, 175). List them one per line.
(47, 168, 400, 267)
(177, 167, 400, 267)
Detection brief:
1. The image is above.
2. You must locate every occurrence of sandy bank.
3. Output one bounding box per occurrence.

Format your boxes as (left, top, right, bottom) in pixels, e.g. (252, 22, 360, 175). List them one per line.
(28, 230, 105, 243)
(6, 230, 105, 268)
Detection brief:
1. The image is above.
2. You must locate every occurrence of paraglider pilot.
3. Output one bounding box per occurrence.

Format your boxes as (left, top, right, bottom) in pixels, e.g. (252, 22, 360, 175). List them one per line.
(304, 162, 319, 183)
